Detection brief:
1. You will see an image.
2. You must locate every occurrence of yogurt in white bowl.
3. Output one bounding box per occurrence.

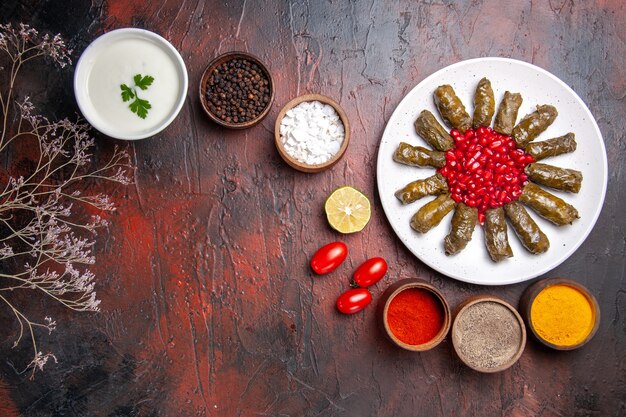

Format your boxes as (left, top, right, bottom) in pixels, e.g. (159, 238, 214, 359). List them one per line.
(74, 28, 188, 140)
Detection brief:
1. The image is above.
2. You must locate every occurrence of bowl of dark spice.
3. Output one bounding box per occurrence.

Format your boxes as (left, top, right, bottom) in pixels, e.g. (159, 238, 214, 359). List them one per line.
(451, 296, 526, 373)
(379, 278, 451, 352)
(200, 51, 274, 129)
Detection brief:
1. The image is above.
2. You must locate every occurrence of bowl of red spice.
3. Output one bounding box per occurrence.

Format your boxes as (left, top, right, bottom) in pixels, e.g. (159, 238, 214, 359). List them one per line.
(199, 51, 274, 129)
(379, 278, 451, 352)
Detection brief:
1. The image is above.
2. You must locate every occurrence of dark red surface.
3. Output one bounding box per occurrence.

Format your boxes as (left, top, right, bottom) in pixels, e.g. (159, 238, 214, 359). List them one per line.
(1, 1, 625, 416)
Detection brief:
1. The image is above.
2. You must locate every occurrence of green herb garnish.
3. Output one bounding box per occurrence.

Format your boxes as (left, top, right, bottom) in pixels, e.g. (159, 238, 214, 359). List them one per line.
(120, 74, 154, 119)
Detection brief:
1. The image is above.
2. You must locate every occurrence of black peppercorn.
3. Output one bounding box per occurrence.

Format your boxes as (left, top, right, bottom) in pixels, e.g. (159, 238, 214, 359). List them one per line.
(205, 57, 271, 124)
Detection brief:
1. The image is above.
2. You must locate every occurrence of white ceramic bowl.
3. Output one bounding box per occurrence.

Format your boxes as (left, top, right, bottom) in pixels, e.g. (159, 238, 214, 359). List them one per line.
(74, 28, 188, 140)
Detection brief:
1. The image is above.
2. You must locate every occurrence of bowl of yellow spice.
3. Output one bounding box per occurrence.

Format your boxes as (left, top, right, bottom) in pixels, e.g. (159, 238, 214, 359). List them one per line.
(520, 278, 600, 350)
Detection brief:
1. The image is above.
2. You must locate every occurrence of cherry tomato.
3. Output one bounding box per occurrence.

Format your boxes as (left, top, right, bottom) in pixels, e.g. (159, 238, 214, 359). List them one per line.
(353, 257, 388, 287)
(310, 242, 348, 275)
(336, 288, 372, 314)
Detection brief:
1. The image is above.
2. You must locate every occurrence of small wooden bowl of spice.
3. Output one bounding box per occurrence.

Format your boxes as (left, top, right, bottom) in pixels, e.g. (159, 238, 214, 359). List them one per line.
(200, 51, 274, 129)
(379, 278, 451, 352)
(451, 296, 526, 373)
(274, 94, 350, 173)
(520, 277, 600, 350)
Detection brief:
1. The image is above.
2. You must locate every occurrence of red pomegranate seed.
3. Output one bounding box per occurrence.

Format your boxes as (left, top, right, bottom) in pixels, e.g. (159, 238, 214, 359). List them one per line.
(489, 140, 502, 149)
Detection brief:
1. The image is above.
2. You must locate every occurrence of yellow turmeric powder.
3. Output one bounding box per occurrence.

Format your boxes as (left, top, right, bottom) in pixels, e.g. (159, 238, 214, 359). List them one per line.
(530, 284, 594, 347)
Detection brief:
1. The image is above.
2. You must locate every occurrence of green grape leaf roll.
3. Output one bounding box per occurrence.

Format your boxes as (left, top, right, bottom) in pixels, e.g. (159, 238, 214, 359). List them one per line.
(414, 110, 455, 151)
(525, 133, 576, 161)
(484, 207, 513, 262)
(410, 194, 456, 233)
(395, 173, 448, 205)
(393, 142, 446, 168)
(433, 85, 472, 133)
(525, 163, 582, 193)
(472, 78, 495, 128)
(444, 203, 478, 255)
(504, 202, 550, 254)
(494, 91, 523, 135)
(512, 105, 558, 148)
(518, 182, 579, 225)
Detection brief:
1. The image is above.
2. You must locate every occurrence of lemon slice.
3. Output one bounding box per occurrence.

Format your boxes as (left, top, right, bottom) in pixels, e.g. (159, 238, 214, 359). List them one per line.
(325, 186, 371, 233)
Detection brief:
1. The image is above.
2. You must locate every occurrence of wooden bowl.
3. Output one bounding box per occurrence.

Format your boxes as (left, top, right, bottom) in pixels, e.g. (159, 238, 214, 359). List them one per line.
(378, 278, 451, 352)
(451, 296, 526, 373)
(199, 51, 274, 129)
(519, 277, 600, 350)
(274, 94, 350, 173)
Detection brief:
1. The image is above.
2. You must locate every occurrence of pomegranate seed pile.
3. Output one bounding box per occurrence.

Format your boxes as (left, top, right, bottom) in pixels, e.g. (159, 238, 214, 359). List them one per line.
(439, 126, 535, 223)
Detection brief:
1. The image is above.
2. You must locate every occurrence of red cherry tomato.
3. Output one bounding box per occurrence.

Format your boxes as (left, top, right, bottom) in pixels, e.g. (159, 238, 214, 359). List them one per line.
(336, 288, 372, 314)
(310, 242, 348, 275)
(353, 257, 388, 287)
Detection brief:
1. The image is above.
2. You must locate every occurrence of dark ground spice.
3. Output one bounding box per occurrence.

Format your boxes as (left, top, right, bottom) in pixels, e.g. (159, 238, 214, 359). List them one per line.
(205, 58, 271, 124)
(453, 301, 522, 369)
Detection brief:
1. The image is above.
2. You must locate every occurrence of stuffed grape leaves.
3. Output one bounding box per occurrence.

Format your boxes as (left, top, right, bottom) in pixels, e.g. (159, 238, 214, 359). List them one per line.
(393, 142, 446, 168)
(414, 110, 455, 151)
(518, 182, 579, 225)
(504, 202, 550, 254)
(410, 194, 455, 233)
(433, 85, 472, 133)
(494, 91, 523, 135)
(472, 78, 495, 128)
(525, 163, 582, 193)
(525, 133, 577, 161)
(484, 207, 513, 262)
(512, 105, 558, 148)
(395, 173, 448, 205)
(444, 203, 478, 255)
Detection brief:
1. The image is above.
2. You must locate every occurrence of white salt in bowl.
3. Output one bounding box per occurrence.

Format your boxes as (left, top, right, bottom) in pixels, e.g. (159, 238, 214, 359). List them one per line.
(274, 94, 350, 173)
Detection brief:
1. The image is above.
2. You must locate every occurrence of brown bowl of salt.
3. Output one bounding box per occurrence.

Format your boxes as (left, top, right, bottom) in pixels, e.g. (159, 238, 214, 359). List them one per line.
(451, 296, 526, 373)
(274, 94, 350, 173)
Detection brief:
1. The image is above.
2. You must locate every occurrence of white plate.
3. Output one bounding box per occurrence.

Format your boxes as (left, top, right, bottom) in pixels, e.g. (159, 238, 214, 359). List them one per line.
(376, 58, 607, 286)
(74, 28, 188, 140)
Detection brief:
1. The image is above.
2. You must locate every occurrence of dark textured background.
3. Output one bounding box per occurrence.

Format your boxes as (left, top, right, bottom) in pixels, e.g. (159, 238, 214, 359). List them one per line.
(1, 0, 625, 416)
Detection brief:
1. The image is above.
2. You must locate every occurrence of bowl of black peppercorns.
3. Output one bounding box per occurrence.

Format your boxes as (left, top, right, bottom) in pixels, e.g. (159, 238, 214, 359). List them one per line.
(200, 51, 274, 129)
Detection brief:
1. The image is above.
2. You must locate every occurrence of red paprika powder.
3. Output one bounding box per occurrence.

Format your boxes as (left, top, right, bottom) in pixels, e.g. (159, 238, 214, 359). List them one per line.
(387, 288, 444, 345)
